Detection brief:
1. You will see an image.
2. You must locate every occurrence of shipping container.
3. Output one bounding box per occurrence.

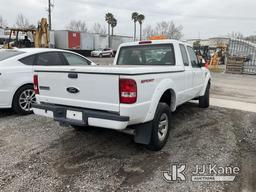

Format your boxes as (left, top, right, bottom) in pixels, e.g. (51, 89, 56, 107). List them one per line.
(110, 35, 133, 50)
(49, 30, 55, 48)
(93, 34, 108, 50)
(54, 30, 133, 53)
(80, 32, 94, 50)
(54, 30, 80, 50)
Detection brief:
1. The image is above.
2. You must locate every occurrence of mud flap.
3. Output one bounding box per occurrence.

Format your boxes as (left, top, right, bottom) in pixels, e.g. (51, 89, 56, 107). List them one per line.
(134, 121, 153, 145)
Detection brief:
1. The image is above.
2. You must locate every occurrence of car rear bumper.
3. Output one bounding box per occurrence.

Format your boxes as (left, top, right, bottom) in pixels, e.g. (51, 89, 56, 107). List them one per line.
(32, 103, 130, 130)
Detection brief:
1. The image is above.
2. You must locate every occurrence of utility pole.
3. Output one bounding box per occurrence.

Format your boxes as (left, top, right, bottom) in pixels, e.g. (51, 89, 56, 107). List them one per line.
(48, 0, 53, 30)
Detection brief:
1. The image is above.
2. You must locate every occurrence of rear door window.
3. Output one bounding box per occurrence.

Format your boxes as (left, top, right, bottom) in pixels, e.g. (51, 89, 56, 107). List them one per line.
(36, 52, 65, 66)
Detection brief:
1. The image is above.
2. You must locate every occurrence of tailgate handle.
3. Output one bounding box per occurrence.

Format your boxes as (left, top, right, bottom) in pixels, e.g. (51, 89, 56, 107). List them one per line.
(68, 73, 78, 79)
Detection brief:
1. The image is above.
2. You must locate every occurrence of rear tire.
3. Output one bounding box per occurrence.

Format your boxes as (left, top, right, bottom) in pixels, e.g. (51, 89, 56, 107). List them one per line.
(199, 83, 210, 108)
(146, 102, 171, 151)
(12, 85, 36, 115)
(99, 54, 102, 58)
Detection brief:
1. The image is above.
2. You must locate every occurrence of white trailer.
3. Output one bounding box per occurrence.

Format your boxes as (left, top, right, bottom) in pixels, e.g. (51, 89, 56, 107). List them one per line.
(80, 32, 94, 50)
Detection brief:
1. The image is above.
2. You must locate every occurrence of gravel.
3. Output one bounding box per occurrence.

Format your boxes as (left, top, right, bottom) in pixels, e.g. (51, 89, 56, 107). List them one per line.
(0, 103, 256, 192)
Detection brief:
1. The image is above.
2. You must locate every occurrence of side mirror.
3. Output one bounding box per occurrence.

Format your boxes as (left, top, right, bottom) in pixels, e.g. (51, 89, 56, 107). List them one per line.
(198, 59, 206, 67)
(198, 62, 204, 67)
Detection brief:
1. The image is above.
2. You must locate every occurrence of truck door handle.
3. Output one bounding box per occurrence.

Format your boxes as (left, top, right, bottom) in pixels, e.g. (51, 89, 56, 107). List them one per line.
(68, 73, 78, 79)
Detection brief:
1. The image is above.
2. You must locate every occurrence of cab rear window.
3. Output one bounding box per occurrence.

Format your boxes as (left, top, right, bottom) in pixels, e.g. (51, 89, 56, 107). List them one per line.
(117, 44, 175, 65)
(0, 50, 25, 61)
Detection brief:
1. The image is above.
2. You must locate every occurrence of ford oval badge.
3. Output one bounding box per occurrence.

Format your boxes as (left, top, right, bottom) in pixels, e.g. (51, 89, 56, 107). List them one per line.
(67, 87, 80, 94)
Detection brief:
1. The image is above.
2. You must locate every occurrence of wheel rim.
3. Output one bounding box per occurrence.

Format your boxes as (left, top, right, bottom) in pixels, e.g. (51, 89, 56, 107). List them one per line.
(158, 113, 169, 141)
(19, 89, 36, 112)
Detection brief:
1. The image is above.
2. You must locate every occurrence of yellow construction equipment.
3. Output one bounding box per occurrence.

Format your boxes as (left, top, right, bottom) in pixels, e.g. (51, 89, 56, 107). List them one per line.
(4, 18, 49, 49)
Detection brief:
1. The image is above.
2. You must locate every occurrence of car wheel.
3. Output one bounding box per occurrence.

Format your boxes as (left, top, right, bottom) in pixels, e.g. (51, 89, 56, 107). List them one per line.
(110, 53, 113, 57)
(199, 83, 210, 108)
(99, 54, 102, 58)
(146, 102, 171, 151)
(12, 85, 36, 115)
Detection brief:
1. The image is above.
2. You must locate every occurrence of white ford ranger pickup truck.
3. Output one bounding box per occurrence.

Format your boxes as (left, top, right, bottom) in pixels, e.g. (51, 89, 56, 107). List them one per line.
(32, 40, 211, 151)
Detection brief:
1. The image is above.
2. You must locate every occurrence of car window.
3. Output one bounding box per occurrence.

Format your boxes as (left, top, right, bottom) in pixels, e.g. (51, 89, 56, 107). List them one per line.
(0, 50, 25, 61)
(19, 55, 36, 65)
(117, 44, 175, 65)
(63, 52, 90, 66)
(36, 52, 64, 66)
(179, 44, 189, 66)
(187, 46, 199, 68)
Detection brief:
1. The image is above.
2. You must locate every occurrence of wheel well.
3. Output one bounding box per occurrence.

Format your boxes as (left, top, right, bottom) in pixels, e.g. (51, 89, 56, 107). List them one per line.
(159, 89, 176, 110)
(12, 83, 34, 105)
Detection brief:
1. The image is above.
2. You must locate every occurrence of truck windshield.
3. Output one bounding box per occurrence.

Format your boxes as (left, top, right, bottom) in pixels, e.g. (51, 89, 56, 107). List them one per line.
(0, 50, 25, 61)
(117, 44, 175, 65)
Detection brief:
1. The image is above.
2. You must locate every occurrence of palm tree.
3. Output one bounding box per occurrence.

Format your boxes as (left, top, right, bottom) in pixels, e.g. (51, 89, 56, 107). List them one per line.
(137, 14, 145, 40)
(131, 12, 139, 41)
(110, 18, 117, 36)
(105, 13, 114, 47)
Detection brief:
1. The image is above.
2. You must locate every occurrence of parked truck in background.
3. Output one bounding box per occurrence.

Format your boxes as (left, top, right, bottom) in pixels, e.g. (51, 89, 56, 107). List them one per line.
(32, 40, 211, 151)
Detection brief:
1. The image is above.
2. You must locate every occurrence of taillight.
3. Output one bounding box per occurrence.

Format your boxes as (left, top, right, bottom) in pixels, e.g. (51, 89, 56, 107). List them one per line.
(33, 74, 39, 94)
(119, 79, 137, 104)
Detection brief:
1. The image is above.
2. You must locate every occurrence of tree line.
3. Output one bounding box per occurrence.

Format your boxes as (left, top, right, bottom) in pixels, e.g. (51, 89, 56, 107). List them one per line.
(0, 13, 184, 41)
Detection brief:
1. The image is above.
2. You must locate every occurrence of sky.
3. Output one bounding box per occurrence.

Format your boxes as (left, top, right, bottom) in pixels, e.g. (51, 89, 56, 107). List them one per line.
(0, 0, 256, 39)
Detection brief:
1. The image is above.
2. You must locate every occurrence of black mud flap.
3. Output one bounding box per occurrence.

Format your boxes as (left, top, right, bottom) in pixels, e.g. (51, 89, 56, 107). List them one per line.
(134, 121, 153, 145)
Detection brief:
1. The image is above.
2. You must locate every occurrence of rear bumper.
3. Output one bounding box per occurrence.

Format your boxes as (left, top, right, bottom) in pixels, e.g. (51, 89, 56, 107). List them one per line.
(32, 103, 130, 130)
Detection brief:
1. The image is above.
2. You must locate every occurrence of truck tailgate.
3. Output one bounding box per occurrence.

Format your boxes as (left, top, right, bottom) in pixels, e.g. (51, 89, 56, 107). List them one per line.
(36, 72, 120, 112)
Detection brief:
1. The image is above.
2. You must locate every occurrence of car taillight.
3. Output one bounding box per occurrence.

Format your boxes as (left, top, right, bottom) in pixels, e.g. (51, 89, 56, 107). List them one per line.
(33, 74, 39, 94)
(119, 79, 137, 104)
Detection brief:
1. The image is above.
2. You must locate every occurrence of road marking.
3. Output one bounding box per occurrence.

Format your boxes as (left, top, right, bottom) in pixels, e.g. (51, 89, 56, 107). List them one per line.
(210, 98, 256, 113)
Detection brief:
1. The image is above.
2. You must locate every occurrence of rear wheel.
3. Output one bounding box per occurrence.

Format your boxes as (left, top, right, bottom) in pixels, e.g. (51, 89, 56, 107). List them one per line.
(199, 83, 210, 108)
(99, 54, 103, 58)
(12, 85, 36, 115)
(146, 102, 171, 151)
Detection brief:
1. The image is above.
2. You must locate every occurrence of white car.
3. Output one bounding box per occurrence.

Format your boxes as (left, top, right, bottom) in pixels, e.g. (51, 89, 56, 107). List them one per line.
(0, 48, 95, 114)
(33, 40, 211, 151)
(91, 48, 114, 58)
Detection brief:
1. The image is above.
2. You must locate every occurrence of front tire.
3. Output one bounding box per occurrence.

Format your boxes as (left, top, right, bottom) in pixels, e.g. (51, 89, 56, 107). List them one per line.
(146, 102, 171, 151)
(12, 85, 36, 115)
(199, 83, 210, 108)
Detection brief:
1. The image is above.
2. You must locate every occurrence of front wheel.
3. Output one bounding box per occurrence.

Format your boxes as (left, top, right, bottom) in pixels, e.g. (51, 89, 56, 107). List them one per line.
(146, 102, 171, 151)
(12, 85, 36, 115)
